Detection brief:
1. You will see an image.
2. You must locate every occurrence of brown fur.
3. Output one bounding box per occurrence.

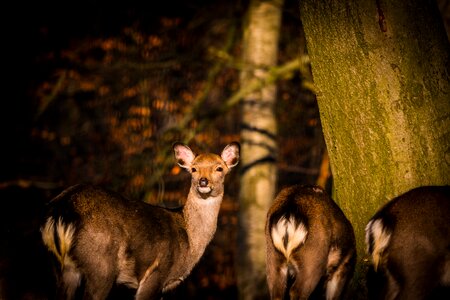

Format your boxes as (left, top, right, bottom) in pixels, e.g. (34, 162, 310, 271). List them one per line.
(265, 185, 356, 300)
(365, 185, 450, 300)
(41, 142, 240, 300)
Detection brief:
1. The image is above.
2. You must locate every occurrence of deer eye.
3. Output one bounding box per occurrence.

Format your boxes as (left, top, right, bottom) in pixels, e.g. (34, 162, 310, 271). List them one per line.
(191, 168, 197, 173)
(216, 166, 223, 172)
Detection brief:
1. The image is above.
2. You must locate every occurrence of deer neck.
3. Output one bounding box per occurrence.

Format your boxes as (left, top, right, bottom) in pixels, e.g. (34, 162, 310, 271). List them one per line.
(182, 189, 223, 263)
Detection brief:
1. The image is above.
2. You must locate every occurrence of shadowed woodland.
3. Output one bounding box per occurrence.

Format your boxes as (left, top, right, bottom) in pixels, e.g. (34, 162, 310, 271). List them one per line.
(1, 0, 449, 299)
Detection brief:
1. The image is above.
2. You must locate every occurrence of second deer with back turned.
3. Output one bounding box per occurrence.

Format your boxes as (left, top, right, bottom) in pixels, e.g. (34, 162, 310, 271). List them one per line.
(41, 142, 240, 300)
(265, 185, 356, 300)
(365, 185, 450, 300)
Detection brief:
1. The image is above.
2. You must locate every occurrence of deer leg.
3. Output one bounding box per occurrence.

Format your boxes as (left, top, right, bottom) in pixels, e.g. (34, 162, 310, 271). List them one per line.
(394, 263, 440, 300)
(325, 252, 355, 300)
(267, 262, 288, 300)
(135, 270, 163, 300)
(81, 269, 115, 300)
(382, 269, 400, 300)
(56, 266, 81, 300)
(78, 254, 116, 300)
(289, 272, 322, 300)
(387, 243, 443, 300)
(289, 251, 326, 300)
(266, 244, 289, 300)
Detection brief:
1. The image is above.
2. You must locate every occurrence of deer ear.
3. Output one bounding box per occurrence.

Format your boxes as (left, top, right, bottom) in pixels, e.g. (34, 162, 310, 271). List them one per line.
(221, 142, 240, 168)
(173, 143, 196, 169)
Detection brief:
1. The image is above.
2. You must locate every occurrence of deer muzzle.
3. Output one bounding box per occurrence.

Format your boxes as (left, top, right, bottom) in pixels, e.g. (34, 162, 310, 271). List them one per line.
(197, 177, 211, 194)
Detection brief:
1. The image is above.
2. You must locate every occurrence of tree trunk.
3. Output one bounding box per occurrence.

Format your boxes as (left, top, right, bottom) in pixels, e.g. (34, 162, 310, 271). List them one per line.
(299, 0, 450, 297)
(237, 0, 283, 299)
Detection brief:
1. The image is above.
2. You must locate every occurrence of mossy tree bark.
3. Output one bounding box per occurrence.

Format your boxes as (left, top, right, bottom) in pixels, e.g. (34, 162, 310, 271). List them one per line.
(299, 0, 450, 297)
(237, 0, 284, 299)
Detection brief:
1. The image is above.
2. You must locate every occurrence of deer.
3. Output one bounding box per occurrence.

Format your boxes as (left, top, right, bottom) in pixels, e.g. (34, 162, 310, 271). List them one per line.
(40, 141, 240, 300)
(365, 185, 450, 300)
(265, 185, 356, 300)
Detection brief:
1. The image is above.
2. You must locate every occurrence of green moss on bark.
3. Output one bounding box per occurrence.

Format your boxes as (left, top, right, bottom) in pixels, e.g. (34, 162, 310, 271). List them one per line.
(300, 0, 450, 298)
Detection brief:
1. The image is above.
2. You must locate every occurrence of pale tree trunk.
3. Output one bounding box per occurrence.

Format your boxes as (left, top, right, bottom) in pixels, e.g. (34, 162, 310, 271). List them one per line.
(300, 0, 450, 297)
(237, 0, 283, 299)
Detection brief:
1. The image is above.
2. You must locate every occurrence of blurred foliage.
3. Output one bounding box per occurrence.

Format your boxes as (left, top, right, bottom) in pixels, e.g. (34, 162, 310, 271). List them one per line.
(30, 1, 244, 201)
(21, 0, 325, 204)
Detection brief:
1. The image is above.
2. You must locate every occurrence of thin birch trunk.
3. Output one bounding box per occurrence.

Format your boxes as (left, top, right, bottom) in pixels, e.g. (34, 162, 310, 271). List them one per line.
(237, 0, 284, 298)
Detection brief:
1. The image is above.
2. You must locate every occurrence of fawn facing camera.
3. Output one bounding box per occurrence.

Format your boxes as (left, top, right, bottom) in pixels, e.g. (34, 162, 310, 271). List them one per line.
(41, 142, 240, 300)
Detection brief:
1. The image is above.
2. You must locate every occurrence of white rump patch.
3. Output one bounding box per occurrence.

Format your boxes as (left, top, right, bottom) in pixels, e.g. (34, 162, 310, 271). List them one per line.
(41, 216, 81, 295)
(41, 217, 77, 269)
(364, 219, 373, 253)
(365, 219, 391, 271)
(271, 216, 307, 258)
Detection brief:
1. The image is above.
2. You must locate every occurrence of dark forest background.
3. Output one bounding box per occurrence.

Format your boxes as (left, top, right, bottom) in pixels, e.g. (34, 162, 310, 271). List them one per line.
(0, 0, 449, 299)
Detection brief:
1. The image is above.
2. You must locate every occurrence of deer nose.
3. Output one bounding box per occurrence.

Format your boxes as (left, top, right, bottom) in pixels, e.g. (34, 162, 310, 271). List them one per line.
(199, 178, 208, 187)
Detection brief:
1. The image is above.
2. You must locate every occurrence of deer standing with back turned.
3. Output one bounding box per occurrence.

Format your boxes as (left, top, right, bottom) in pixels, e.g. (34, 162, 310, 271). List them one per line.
(365, 185, 450, 300)
(41, 142, 240, 300)
(265, 185, 356, 300)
